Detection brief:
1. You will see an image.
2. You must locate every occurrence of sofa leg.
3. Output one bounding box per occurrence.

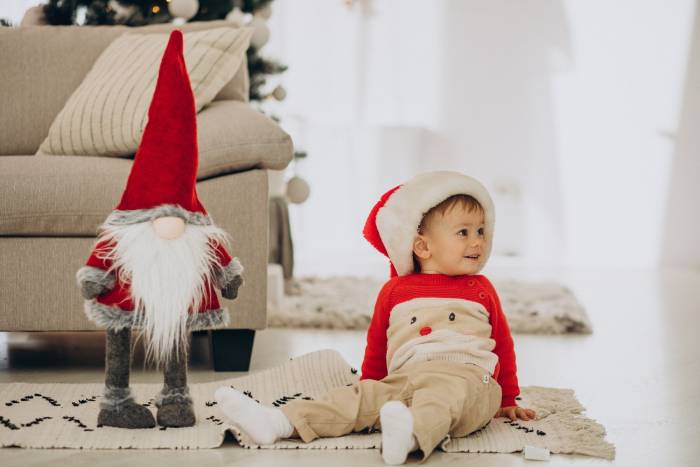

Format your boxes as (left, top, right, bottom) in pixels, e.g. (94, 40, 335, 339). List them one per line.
(209, 329, 256, 372)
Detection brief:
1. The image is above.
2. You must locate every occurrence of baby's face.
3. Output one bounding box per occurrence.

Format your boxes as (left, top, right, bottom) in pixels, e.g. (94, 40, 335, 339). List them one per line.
(417, 204, 486, 276)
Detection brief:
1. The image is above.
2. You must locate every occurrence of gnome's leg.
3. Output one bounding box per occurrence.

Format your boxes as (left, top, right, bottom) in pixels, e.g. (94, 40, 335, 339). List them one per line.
(98, 328, 156, 429)
(156, 341, 196, 427)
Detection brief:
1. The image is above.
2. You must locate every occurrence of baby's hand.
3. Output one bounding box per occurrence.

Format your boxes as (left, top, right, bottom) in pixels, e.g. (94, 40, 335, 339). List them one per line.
(495, 406, 536, 421)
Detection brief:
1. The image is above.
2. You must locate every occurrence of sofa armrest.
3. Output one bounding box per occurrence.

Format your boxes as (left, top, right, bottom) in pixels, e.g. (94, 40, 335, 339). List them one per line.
(196, 100, 293, 179)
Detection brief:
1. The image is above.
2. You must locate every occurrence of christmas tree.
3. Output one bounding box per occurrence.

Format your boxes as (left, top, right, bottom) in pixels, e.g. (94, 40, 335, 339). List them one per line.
(40, 0, 286, 102)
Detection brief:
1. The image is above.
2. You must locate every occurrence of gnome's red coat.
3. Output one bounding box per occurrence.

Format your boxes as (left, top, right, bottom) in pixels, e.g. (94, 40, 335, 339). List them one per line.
(87, 238, 233, 314)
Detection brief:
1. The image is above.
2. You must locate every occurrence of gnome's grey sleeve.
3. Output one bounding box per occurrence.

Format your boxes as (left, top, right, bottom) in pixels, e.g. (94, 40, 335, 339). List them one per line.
(76, 266, 116, 299)
(218, 259, 244, 300)
(211, 241, 244, 300)
(221, 273, 243, 300)
(77, 241, 117, 299)
(215, 257, 244, 300)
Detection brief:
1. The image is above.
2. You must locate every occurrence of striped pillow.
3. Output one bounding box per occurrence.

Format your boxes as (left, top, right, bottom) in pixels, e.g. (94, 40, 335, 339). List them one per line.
(37, 27, 252, 157)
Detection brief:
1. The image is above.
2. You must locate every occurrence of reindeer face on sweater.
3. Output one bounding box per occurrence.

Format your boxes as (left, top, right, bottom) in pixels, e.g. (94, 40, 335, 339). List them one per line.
(407, 306, 467, 337)
(384, 298, 498, 374)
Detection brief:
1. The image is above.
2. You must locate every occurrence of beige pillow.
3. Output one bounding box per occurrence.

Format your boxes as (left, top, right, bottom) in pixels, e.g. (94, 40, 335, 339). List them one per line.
(37, 27, 252, 157)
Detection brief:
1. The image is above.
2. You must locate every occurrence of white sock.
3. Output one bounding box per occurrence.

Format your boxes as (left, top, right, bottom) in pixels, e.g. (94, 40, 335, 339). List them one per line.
(215, 386, 294, 445)
(379, 401, 418, 465)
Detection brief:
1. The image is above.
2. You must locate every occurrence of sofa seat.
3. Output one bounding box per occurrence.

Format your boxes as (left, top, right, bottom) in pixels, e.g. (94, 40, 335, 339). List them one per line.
(0, 169, 269, 331)
(0, 100, 291, 236)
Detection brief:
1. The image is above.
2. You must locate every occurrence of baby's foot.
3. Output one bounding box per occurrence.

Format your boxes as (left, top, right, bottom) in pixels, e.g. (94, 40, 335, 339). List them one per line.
(215, 386, 293, 445)
(379, 401, 418, 465)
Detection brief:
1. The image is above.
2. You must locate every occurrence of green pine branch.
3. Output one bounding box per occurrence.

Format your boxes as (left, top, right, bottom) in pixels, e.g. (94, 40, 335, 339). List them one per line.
(247, 49, 287, 101)
(241, 0, 273, 13)
(191, 0, 234, 21)
(41, 0, 287, 102)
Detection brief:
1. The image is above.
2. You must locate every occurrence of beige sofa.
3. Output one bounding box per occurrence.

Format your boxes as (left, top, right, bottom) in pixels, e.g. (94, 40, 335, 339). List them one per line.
(0, 22, 293, 370)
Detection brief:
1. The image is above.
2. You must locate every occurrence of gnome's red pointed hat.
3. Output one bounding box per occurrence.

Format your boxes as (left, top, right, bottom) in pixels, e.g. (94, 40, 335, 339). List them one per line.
(78, 29, 241, 337)
(363, 171, 496, 277)
(106, 29, 210, 226)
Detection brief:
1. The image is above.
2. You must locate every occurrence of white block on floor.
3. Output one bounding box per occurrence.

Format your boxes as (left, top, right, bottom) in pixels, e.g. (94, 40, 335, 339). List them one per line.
(523, 445, 550, 461)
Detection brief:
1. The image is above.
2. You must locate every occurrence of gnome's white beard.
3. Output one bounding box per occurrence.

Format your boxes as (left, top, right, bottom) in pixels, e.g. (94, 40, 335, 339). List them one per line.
(98, 220, 229, 368)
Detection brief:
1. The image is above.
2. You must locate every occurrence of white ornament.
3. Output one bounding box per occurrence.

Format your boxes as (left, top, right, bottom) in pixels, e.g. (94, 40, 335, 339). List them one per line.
(226, 7, 245, 27)
(523, 445, 550, 461)
(254, 4, 272, 20)
(169, 0, 199, 20)
(286, 176, 310, 204)
(249, 17, 270, 49)
(108, 0, 134, 21)
(271, 85, 287, 101)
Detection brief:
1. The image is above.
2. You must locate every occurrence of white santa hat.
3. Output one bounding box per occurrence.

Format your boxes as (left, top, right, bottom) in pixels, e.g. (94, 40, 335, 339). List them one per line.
(363, 171, 495, 277)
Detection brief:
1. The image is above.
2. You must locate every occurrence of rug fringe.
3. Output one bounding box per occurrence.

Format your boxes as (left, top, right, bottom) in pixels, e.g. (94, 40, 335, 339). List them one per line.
(556, 413, 616, 460)
(0, 350, 613, 458)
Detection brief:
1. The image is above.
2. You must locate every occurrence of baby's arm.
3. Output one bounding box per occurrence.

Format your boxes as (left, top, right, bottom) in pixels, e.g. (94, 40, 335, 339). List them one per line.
(479, 276, 537, 421)
(495, 406, 536, 421)
(360, 279, 396, 381)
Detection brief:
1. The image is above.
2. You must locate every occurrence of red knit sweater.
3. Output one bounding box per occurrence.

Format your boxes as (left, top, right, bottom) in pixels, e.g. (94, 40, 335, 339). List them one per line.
(360, 273, 520, 408)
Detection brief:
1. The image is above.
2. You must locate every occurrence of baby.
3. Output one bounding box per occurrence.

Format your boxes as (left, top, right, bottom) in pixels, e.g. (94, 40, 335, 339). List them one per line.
(216, 171, 535, 464)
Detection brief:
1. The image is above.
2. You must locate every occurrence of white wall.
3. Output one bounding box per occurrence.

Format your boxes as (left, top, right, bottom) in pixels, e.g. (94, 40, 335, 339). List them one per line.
(663, 2, 700, 269)
(552, 1, 694, 268)
(5, 1, 695, 273)
(265, 0, 697, 275)
(3, 1, 42, 24)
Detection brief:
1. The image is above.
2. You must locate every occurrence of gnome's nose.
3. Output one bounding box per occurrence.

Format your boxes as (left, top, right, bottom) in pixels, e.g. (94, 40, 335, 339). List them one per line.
(153, 216, 186, 240)
(420, 326, 432, 336)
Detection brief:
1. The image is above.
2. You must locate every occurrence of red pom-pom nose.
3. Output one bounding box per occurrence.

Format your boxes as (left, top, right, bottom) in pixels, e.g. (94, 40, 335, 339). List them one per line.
(420, 326, 432, 336)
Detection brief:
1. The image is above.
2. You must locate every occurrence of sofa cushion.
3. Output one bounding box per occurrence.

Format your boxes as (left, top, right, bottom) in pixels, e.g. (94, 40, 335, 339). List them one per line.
(1, 156, 130, 236)
(196, 101, 293, 178)
(217, 55, 249, 102)
(0, 21, 249, 156)
(0, 102, 293, 236)
(37, 27, 252, 157)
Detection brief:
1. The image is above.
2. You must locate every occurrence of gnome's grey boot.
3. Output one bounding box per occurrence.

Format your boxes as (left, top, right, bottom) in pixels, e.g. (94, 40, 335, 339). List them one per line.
(155, 345, 195, 427)
(97, 328, 156, 429)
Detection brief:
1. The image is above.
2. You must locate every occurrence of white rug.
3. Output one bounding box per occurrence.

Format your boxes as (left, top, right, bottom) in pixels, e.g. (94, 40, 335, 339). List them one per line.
(0, 350, 614, 459)
(269, 277, 593, 334)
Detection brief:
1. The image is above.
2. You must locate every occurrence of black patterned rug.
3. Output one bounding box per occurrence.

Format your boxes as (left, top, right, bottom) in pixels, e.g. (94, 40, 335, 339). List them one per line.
(0, 349, 612, 459)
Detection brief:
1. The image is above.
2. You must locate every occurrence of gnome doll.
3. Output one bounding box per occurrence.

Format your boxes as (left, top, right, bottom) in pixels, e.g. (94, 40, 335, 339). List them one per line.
(76, 30, 243, 429)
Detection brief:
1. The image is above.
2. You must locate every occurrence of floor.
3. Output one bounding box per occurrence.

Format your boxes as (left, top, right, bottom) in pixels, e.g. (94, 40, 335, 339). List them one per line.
(1, 266, 698, 466)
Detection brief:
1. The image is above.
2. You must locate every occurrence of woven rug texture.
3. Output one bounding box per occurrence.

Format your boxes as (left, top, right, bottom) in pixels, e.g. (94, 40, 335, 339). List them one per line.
(0, 350, 613, 459)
